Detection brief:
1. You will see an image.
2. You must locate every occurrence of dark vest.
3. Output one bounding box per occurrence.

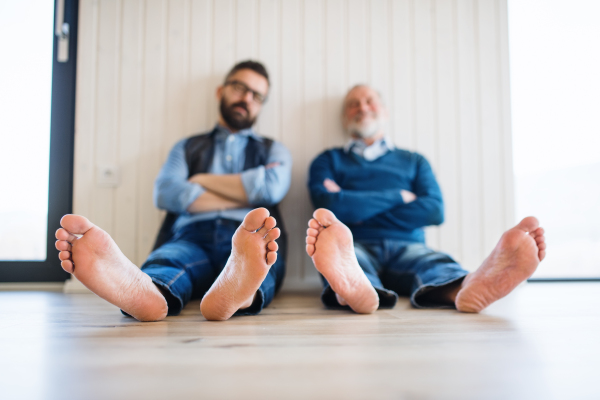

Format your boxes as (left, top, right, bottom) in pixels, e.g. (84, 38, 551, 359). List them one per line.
(152, 129, 288, 264)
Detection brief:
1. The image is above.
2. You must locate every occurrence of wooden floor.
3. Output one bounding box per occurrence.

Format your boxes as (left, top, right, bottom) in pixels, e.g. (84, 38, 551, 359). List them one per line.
(1, 283, 599, 400)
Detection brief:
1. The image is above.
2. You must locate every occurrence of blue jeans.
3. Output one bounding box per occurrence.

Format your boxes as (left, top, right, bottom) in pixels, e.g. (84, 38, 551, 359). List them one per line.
(321, 239, 469, 309)
(137, 218, 285, 316)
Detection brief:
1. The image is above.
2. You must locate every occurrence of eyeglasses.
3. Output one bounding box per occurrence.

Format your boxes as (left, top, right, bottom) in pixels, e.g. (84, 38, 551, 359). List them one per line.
(224, 80, 267, 104)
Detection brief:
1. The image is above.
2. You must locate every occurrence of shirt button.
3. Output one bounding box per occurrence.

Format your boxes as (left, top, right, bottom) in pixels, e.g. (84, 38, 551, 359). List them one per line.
(226, 155, 232, 161)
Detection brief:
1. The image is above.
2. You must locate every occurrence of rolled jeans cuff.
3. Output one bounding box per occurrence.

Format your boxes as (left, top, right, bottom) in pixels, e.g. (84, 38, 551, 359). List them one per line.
(410, 271, 469, 309)
(320, 284, 398, 310)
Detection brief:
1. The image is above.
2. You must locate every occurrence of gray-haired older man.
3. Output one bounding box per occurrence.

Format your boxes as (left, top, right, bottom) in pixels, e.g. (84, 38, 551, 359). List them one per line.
(305, 84, 547, 314)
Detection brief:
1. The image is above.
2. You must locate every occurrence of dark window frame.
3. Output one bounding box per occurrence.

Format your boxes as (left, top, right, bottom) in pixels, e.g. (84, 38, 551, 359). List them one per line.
(0, 0, 78, 282)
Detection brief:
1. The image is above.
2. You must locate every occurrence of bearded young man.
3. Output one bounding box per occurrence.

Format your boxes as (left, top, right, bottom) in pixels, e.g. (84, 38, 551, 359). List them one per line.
(305, 84, 547, 314)
(55, 61, 291, 321)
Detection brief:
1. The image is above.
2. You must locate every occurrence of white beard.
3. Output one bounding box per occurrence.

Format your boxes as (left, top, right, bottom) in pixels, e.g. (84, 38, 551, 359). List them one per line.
(346, 117, 386, 139)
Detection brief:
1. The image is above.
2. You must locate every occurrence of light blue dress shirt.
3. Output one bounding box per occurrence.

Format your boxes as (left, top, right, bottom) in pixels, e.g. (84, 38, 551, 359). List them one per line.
(154, 125, 292, 232)
(344, 136, 395, 161)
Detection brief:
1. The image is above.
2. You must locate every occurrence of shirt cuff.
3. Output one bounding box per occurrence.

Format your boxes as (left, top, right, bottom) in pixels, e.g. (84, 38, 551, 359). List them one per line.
(240, 166, 265, 205)
(180, 183, 206, 213)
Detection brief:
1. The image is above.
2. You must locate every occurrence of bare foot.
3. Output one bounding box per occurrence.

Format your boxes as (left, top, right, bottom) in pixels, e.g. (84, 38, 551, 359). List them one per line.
(200, 208, 280, 321)
(455, 216, 547, 312)
(55, 215, 168, 321)
(305, 209, 379, 314)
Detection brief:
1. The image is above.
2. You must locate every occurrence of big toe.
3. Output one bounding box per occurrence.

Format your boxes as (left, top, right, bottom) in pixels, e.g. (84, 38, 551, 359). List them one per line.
(60, 214, 95, 235)
(241, 208, 270, 232)
(515, 216, 539, 233)
(313, 208, 339, 227)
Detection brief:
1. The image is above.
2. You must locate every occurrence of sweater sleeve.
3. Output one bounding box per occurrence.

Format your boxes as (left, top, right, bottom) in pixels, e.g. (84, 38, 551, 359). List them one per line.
(308, 151, 405, 224)
(372, 154, 444, 230)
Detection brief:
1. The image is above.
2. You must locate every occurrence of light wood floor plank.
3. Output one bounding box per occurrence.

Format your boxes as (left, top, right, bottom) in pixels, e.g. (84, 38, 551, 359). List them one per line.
(1, 283, 598, 400)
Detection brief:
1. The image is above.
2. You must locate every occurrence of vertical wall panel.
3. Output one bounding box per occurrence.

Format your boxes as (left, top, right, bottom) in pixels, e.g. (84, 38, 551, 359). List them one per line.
(498, 0, 515, 230)
(235, 0, 257, 60)
(93, 0, 120, 235)
(74, 0, 514, 283)
(114, 0, 143, 261)
(434, 0, 461, 260)
(165, 0, 190, 153)
(280, 0, 303, 281)
(346, 0, 368, 86)
(303, 0, 325, 281)
(73, 0, 98, 219)
(324, 0, 346, 149)
(457, 0, 484, 269)
(136, 0, 167, 262)
(414, 0, 440, 249)
(257, 0, 281, 141)
(478, 0, 504, 254)
(391, 0, 415, 149)
(188, 0, 212, 134)
(369, 0, 390, 109)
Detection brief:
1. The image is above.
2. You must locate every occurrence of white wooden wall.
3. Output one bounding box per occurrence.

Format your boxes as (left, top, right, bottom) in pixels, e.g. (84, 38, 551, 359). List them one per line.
(73, 0, 514, 289)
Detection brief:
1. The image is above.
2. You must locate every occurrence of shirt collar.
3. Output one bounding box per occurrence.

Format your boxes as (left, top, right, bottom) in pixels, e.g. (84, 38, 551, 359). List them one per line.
(344, 136, 394, 161)
(214, 123, 262, 141)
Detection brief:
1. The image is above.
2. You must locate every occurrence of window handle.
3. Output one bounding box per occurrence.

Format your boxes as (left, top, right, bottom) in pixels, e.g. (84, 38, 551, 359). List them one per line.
(55, 0, 69, 62)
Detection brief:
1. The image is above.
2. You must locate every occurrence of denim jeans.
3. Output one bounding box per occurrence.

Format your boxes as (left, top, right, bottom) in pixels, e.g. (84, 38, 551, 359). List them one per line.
(321, 239, 469, 310)
(136, 218, 285, 316)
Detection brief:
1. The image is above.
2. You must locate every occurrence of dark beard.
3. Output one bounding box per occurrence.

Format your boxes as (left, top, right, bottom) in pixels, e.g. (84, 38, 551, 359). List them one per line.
(220, 99, 256, 130)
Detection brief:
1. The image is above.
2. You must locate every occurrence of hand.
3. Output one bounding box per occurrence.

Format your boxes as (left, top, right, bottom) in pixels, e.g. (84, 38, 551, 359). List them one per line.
(188, 173, 206, 184)
(401, 190, 417, 203)
(323, 178, 341, 193)
(265, 162, 281, 169)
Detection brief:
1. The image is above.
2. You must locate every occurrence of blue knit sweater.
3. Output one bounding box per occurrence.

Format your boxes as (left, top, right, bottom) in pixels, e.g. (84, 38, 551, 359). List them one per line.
(308, 148, 444, 243)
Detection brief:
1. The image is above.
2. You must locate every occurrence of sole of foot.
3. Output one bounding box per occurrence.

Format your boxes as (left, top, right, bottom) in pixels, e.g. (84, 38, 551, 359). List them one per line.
(200, 208, 280, 321)
(55, 215, 168, 322)
(305, 208, 379, 314)
(455, 216, 546, 313)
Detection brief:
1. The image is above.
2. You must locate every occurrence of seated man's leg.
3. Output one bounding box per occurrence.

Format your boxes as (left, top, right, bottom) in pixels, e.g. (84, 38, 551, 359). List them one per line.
(200, 208, 281, 321)
(380, 217, 546, 312)
(319, 240, 398, 311)
(378, 242, 468, 309)
(305, 208, 380, 314)
(139, 231, 216, 317)
(55, 215, 168, 322)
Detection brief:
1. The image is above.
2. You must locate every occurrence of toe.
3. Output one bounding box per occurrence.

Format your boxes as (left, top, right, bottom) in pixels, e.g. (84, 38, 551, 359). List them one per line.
(539, 249, 546, 261)
(266, 251, 277, 266)
(55, 240, 72, 251)
(59, 251, 71, 261)
(61, 260, 74, 273)
(308, 219, 321, 230)
(264, 227, 281, 242)
(306, 235, 316, 244)
(60, 214, 95, 235)
(313, 208, 338, 227)
(306, 244, 315, 257)
(56, 228, 77, 242)
(241, 208, 270, 232)
(307, 228, 319, 237)
(516, 216, 539, 233)
(258, 216, 277, 236)
(267, 241, 279, 251)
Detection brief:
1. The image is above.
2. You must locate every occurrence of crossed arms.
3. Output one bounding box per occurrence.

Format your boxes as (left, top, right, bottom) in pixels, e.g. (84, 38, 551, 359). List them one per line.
(154, 139, 291, 214)
(308, 151, 444, 230)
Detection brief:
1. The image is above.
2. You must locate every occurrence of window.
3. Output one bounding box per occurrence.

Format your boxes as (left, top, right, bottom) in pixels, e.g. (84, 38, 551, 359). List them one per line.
(509, 0, 600, 279)
(0, 0, 78, 282)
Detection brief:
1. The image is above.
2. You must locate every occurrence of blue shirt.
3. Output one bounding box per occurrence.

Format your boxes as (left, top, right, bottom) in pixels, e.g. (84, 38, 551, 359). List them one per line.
(154, 125, 292, 232)
(344, 136, 395, 161)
